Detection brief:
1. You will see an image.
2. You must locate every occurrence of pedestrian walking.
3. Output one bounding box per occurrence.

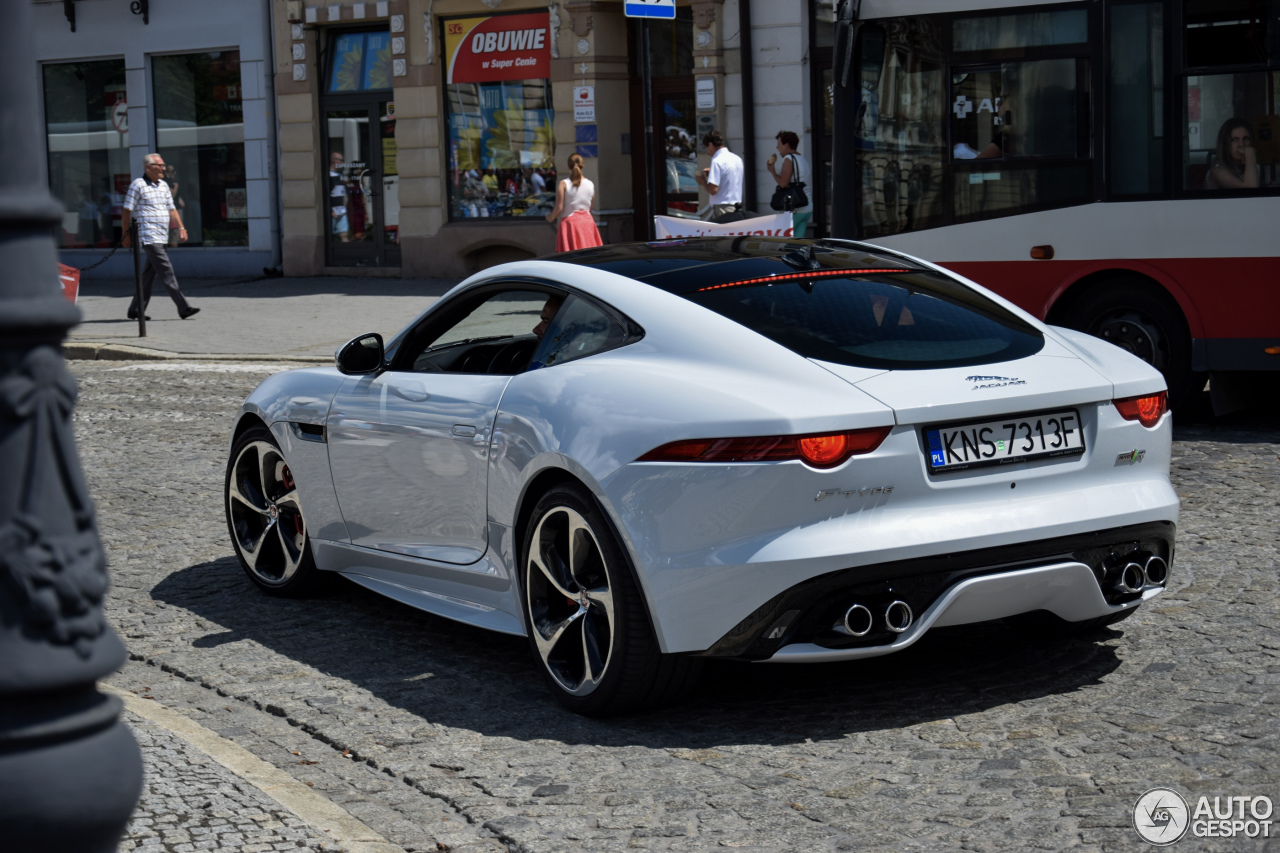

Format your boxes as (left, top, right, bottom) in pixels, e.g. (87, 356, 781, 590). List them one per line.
(121, 153, 199, 320)
(695, 130, 745, 220)
(766, 130, 813, 238)
(545, 153, 603, 252)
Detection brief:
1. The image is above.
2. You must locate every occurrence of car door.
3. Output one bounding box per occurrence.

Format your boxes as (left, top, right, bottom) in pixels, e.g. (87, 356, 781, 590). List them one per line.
(326, 286, 559, 565)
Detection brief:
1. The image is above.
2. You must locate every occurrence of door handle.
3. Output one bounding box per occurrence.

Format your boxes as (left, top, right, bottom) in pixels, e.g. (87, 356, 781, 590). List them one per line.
(452, 424, 477, 437)
(390, 384, 429, 403)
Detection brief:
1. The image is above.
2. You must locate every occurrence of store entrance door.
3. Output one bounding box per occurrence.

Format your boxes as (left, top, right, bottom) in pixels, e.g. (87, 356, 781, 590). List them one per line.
(323, 99, 400, 267)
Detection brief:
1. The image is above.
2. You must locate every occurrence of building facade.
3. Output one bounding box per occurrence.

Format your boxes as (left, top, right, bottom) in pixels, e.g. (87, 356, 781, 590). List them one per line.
(32, 0, 280, 278)
(31, 0, 826, 280)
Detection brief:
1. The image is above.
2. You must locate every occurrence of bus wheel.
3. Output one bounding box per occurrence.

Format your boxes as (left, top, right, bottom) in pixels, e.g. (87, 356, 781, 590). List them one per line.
(1062, 280, 1205, 411)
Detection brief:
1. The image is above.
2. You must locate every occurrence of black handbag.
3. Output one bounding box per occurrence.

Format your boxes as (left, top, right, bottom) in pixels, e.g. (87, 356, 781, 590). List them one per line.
(769, 155, 809, 211)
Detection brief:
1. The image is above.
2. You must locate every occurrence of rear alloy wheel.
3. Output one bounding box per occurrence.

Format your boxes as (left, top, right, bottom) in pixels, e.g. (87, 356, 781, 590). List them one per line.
(1062, 280, 1204, 411)
(225, 425, 321, 596)
(522, 483, 700, 716)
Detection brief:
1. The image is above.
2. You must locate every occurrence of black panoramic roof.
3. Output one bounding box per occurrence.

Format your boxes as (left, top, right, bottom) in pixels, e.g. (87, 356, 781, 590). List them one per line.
(554, 237, 925, 295)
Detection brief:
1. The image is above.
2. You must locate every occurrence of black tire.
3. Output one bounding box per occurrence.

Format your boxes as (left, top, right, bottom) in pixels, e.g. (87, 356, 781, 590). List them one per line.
(1061, 279, 1205, 411)
(225, 424, 323, 597)
(520, 482, 701, 716)
(1006, 606, 1137, 638)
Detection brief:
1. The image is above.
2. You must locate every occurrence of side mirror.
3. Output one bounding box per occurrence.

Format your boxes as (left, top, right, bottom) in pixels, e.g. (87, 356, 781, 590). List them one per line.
(335, 333, 385, 375)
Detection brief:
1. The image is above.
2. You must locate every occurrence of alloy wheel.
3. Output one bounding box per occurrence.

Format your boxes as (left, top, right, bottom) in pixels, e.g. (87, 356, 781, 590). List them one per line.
(227, 439, 308, 585)
(526, 506, 616, 696)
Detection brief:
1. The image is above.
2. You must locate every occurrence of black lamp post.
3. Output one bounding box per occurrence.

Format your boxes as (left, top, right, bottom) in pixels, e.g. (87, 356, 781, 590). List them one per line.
(0, 1, 143, 850)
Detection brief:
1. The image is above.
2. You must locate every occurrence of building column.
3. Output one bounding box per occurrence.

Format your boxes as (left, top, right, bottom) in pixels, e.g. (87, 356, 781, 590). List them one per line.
(275, 0, 323, 276)
(398, 0, 444, 278)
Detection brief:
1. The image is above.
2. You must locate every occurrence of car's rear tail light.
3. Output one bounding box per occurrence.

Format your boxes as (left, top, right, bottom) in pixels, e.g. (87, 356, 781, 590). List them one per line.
(637, 427, 891, 469)
(1113, 391, 1168, 428)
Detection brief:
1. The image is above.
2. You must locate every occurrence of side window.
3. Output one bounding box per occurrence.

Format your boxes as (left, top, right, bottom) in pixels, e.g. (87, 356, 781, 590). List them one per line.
(1182, 1, 1280, 192)
(403, 289, 557, 374)
(1184, 74, 1278, 191)
(950, 58, 1089, 221)
(528, 295, 627, 370)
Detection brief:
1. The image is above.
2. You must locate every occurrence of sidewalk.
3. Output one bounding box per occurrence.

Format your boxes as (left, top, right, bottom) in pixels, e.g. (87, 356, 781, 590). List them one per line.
(67, 276, 461, 362)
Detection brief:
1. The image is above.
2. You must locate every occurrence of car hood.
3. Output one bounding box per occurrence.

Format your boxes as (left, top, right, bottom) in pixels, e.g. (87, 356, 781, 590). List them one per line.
(813, 336, 1113, 425)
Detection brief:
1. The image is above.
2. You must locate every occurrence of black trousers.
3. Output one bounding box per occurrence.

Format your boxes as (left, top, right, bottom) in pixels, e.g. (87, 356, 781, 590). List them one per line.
(129, 243, 190, 315)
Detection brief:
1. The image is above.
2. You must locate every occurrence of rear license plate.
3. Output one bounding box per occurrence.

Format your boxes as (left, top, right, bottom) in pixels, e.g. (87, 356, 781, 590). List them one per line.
(924, 409, 1084, 474)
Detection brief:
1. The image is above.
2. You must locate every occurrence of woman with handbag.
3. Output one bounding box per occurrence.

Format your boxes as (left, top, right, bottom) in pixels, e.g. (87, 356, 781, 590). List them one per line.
(766, 130, 813, 238)
(545, 153, 603, 252)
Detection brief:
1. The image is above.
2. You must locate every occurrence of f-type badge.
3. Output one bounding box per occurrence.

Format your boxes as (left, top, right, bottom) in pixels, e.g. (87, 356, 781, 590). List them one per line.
(966, 374, 1026, 390)
(816, 486, 894, 501)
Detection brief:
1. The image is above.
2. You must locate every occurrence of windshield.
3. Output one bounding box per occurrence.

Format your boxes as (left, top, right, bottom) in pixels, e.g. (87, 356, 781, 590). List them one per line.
(685, 272, 1044, 369)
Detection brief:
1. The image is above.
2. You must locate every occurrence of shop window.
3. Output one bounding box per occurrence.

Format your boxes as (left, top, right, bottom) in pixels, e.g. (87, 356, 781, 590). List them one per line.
(153, 51, 248, 246)
(327, 31, 392, 92)
(443, 12, 556, 221)
(1184, 73, 1280, 191)
(43, 59, 129, 249)
(1109, 2, 1165, 197)
(854, 24, 948, 238)
(648, 7, 694, 77)
(953, 8, 1087, 53)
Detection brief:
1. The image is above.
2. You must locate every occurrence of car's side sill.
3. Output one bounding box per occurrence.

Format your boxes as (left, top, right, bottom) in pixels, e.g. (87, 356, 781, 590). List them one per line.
(339, 571, 526, 637)
(765, 561, 1162, 663)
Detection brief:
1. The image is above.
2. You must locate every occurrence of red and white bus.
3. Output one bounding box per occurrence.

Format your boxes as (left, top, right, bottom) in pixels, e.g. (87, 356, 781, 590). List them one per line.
(829, 0, 1279, 410)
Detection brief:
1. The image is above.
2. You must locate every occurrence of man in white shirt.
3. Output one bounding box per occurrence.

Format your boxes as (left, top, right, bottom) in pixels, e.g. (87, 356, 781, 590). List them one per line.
(121, 153, 198, 320)
(695, 131, 745, 220)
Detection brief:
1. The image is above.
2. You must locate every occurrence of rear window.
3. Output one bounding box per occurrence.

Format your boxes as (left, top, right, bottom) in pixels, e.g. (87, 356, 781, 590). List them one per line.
(685, 272, 1044, 369)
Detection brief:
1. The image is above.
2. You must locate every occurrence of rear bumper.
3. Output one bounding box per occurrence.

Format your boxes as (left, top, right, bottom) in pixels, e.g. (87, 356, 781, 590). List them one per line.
(695, 520, 1173, 660)
(766, 561, 1162, 663)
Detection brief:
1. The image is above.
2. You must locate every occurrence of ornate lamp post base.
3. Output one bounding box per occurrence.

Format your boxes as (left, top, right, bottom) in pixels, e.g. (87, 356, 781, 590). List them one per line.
(0, 1, 143, 848)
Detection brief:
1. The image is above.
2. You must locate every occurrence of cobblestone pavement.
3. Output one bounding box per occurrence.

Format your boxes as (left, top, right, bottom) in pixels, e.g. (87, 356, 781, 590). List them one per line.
(121, 710, 345, 852)
(72, 360, 1280, 852)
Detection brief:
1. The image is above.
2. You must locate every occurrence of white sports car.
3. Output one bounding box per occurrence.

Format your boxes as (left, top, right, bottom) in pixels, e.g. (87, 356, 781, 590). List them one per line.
(225, 238, 1177, 715)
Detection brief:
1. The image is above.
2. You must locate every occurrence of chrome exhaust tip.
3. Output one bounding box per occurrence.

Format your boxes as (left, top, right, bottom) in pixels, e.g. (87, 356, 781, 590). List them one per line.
(1115, 562, 1145, 594)
(836, 604, 873, 637)
(884, 600, 913, 634)
(1143, 555, 1169, 587)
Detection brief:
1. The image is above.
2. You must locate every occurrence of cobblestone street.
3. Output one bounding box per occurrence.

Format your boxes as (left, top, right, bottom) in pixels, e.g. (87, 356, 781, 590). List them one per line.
(73, 360, 1280, 853)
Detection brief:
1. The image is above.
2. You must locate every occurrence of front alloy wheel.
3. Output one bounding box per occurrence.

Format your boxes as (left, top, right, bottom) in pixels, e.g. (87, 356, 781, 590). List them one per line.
(225, 425, 320, 596)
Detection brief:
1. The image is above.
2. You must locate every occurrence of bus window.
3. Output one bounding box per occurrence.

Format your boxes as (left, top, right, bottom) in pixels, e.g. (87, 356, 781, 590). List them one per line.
(952, 59, 1088, 222)
(953, 8, 1087, 53)
(854, 24, 947, 238)
(1185, 73, 1278, 191)
(1109, 2, 1165, 197)
(1184, 0, 1276, 68)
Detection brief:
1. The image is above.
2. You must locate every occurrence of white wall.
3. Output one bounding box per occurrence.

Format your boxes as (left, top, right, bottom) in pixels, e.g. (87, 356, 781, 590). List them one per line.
(739, 0, 812, 213)
(29, 0, 278, 276)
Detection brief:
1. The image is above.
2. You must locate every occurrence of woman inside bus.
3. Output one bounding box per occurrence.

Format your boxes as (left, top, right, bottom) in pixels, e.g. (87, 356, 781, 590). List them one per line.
(545, 152, 603, 252)
(1205, 118, 1260, 190)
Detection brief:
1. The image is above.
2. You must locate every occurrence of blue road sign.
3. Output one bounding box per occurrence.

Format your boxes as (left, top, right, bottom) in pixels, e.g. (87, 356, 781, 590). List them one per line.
(624, 0, 676, 19)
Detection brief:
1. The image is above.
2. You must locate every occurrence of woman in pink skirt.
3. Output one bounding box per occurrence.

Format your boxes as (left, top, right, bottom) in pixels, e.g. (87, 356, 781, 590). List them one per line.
(545, 153, 603, 252)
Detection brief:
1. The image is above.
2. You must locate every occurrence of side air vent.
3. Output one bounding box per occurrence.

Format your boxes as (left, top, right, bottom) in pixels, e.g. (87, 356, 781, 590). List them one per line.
(291, 422, 326, 443)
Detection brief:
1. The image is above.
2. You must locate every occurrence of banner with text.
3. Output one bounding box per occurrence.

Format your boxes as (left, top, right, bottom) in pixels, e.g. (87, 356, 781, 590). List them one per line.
(445, 12, 551, 84)
(653, 213, 794, 239)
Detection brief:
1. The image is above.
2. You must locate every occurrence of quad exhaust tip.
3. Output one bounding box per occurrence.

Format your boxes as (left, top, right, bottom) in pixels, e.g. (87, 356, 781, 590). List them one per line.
(1143, 555, 1169, 587)
(885, 600, 913, 634)
(838, 604, 874, 637)
(1115, 562, 1146, 594)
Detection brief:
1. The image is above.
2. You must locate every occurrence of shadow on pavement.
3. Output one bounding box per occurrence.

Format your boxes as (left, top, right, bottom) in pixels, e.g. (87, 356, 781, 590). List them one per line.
(153, 556, 1123, 748)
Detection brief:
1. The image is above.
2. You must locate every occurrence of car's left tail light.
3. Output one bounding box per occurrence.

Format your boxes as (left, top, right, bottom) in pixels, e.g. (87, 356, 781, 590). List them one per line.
(1114, 391, 1168, 428)
(637, 427, 891, 469)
